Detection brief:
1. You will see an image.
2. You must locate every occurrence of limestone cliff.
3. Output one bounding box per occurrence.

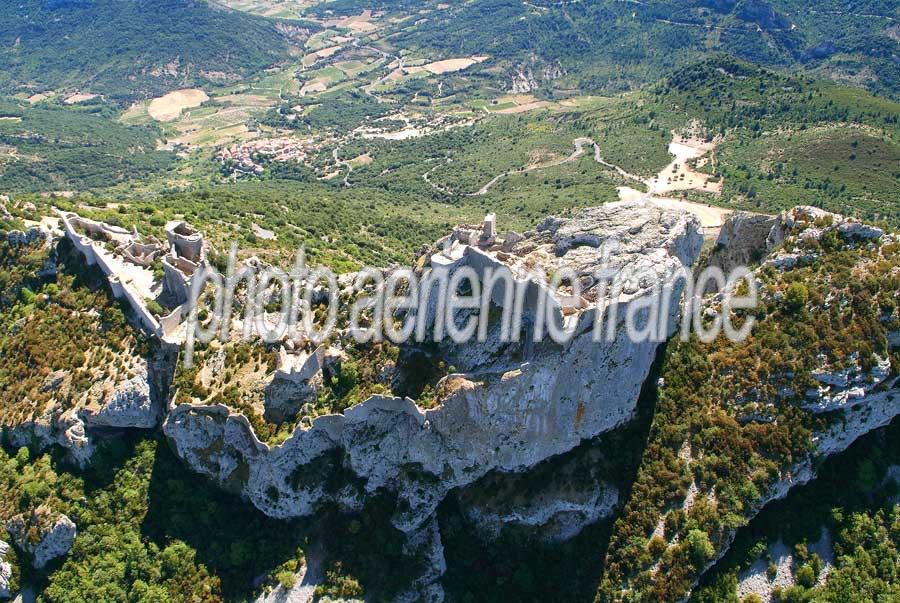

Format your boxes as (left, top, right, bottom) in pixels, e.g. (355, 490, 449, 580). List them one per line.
(6, 200, 896, 602)
(459, 443, 622, 543)
(164, 200, 705, 538)
(5, 348, 175, 467)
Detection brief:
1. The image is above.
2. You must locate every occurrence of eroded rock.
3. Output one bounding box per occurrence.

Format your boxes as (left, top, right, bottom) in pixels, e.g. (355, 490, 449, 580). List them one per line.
(81, 359, 157, 428)
(0, 541, 13, 600)
(463, 477, 619, 544)
(714, 206, 886, 276)
(5, 350, 171, 466)
(709, 212, 781, 273)
(6, 508, 76, 569)
(164, 201, 704, 536)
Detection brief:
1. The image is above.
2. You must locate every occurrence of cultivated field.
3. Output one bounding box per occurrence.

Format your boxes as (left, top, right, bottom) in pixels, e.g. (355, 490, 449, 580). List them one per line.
(423, 56, 489, 74)
(147, 89, 210, 122)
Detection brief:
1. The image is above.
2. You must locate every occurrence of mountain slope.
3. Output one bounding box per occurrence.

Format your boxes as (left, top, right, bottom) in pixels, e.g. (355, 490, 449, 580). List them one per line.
(0, 0, 299, 100)
(0, 97, 174, 191)
(598, 208, 900, 602)
(321, 0, 899, 98)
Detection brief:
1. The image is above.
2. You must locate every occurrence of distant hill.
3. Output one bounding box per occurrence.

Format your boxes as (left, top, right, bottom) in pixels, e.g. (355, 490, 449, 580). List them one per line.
(330, 0, 899, 99)
(0, 97, 174, 191)
(0, 0, 301, 101)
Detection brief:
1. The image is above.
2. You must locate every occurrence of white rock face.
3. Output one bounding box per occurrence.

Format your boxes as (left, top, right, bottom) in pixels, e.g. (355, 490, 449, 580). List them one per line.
(715, 206, 886, 275)
(736, 539, 795, 603)
(4, 409, 94, 467)
(0, 540, 12, 600)
(736, 528, 834, 603)
(4, 353, 168, 466)
(837, 221, 884, 240)
(6, 511, 76, 569)
(80, 360, 157, 429)
(395, 518, 446, 603)
(710, 212, 782, 272)
(164, 201, 704, 533)
(804, 355, 894, 413)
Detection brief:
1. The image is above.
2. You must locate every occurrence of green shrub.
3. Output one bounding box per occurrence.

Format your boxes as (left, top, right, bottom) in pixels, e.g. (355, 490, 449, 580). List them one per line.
(685, 529, 715, 567)
(785, 283, 809, 312)
(795, 563, 817, 589)
(648, 536, 667, 557)
(146, 300, 164, 316)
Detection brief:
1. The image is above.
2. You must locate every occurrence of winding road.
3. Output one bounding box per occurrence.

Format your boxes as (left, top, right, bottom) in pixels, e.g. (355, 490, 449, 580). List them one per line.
(462, 136, 733, 229)
(468, 137, 641, 196)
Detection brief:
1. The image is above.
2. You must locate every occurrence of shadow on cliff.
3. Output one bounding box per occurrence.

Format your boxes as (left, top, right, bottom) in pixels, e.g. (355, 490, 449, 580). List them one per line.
(139, 438, 425, 601)
(139, 437, 314, 600)
(437, 342, 670, 603)
(695, 416, 900, 596)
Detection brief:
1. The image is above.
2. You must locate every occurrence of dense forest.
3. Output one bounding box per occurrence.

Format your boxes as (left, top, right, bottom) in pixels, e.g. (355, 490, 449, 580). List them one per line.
(309, 0, 900, 98)
(0, 0, 297, 101)
(0, 98, 174, 191)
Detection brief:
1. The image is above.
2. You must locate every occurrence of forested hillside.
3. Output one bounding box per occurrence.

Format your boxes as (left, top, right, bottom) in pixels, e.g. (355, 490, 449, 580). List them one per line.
(315, 0, 899, 97)
(0, 1, 897, 601)
(0, 97, 174, 191)
(646, 58, 900, 223)
(0, 0, 298, 100)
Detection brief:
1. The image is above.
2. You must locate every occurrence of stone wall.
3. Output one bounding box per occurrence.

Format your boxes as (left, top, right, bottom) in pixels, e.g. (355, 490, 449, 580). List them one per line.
(165, 220, 204, 263)
(59, 210, 164, 337)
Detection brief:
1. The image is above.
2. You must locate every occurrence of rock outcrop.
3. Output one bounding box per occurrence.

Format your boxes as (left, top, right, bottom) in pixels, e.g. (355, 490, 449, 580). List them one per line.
(80, 358, 164, 429)
(737, 526, 834, 603)
(463, 478, 619, 544)
(164, 201, 704, 537)
(396, 518, 446, 603)
(5, 349, 173, 467)
(6, 508, 76, 569)
(711, 205, 884, 275)
(0, 541, 13, 600)
(5, 228, 48, 248)
(457, 435, 626, 544)
(804, 353, 893, 413)
(709, 212, 782, 273)
(509, 59, 566, 94)
(5, 409, 95, 467)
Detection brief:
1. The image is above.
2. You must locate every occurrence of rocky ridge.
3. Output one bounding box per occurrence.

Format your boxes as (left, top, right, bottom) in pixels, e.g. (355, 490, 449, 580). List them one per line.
(2, 200, 898, 601)
(4, 347, 173, 467)
(164, 200, 704, 541)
